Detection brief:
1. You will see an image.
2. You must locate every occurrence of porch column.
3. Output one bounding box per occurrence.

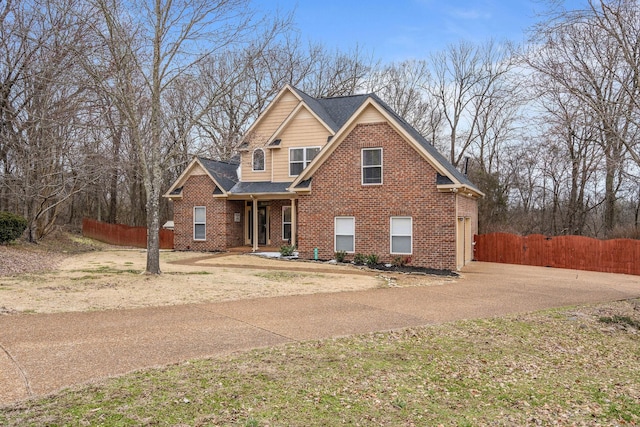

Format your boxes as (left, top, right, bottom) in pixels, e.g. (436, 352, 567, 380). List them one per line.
(290, 198, 297, 247)
(252, 197, 258, 252)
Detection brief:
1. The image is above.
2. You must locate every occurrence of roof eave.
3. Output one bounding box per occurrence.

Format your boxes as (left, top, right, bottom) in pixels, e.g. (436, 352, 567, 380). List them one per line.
(227, 192, 295, 200)
(437, 184, 484, 198)
(289, 187, 311, 194)
(163, 194, 182, 200)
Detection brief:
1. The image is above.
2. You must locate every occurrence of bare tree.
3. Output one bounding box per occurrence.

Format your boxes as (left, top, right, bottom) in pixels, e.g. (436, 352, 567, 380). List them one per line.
(0, 0, 101, 241)
(587, 0, 640, 166)
(430, 40, 518, 167)
(527, 0, 637, 235)
(366, 59, 443, 142)
(189, 37, 375, 162)
(300, 44, 375, 97)
(87, 0, 289, 273)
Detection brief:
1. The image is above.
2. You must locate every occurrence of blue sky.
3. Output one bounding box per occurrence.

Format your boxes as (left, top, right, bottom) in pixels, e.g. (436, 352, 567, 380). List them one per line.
(255, 0, 587, 62)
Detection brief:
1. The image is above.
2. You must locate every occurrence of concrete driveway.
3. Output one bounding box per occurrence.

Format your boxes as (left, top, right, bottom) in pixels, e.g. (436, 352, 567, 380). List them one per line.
(1, 261, 638, 406)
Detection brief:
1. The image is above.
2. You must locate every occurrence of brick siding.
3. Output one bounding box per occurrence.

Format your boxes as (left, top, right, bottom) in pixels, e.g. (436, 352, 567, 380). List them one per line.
(173, 175, 243, 251)
(297, 122, 458, 270)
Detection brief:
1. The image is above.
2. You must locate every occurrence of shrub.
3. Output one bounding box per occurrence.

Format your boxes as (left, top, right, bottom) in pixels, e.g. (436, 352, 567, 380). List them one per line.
(335, 250, 347, 262)
(0, 211, 28, 244)
(353, 253, 366, 265)
(279, 244, 296, 257)
(392, 256, 411, 267)
(365, 253, 379, 266)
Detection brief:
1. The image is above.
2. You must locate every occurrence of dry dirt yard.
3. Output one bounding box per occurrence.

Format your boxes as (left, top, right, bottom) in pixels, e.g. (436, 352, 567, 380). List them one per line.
(0, 235, 455, 314)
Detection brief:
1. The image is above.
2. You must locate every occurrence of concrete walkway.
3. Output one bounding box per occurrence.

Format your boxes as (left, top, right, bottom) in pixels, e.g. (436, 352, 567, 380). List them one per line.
(1, 262, 639, 407)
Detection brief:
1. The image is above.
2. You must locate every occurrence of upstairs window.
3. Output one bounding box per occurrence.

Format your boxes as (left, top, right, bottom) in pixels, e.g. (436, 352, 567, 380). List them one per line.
(252, 148, 265, 171)
(362, 148, 383, 185)
(289, 147, 320, 176)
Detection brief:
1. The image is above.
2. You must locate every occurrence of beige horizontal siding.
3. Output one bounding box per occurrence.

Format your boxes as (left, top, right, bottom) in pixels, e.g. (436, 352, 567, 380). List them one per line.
(356, 104, 386, 124)
(272, 110, 331, 182)
(242, 91, 299, 182)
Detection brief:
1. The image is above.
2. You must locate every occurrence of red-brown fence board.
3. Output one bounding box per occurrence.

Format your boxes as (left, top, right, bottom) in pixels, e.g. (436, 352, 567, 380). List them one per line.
(475, 232, 640, 276)
(82, 218, 174, 249)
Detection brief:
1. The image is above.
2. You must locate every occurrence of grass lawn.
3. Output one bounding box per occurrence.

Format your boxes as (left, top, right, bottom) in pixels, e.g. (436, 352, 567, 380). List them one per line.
(1, 299, 639, 426)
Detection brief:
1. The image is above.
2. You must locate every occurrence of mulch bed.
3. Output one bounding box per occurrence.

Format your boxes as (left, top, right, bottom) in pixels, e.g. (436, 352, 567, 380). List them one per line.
(367, 263, 458, 276)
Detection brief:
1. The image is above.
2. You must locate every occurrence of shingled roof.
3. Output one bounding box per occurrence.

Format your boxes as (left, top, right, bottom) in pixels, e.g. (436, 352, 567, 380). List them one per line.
(289, 86, 480, 194)
(290, 87, 370, 132)
(367, 93, 479, 191)
(197, 157, 239, 192)
(171, 87, 481, 197)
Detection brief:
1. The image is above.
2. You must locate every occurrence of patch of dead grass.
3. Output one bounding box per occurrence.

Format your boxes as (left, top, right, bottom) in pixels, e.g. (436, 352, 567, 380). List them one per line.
(2, 299, 638, 426)
(0, 246, 392, 314)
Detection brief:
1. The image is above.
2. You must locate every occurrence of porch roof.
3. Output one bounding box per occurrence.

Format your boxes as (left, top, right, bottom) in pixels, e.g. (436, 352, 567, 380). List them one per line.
(229, 181, 293, 195)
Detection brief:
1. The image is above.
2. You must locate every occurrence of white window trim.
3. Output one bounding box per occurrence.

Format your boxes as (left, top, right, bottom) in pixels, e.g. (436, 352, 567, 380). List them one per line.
(390, 216, 412, 255)
(193, 206, 206, 241)
(361, 147, 383, 185)
(289, 146, 321, 177)
(282, 206, 292, 241)
(252, 148, 265, 172)
(334, 216, 355, 253)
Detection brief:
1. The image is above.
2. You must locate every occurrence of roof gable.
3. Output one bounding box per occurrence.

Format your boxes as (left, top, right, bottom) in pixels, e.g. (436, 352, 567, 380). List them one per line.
(289, 94, 483, 197)
(163, 156, 239, 198)
(370, 94, 480, 192)
(270, 102, 334, 141)
(289, 87, 370, 133)
(244, 85, 302, 138)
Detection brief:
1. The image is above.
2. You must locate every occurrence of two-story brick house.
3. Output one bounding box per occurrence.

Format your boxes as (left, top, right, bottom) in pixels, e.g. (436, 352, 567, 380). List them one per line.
(164, 85, 483, 270)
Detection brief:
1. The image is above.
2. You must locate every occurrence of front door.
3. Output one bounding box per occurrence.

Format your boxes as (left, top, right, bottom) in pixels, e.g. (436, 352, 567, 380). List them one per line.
(247, 206, 269, 246)
(257, 206, 267, 245)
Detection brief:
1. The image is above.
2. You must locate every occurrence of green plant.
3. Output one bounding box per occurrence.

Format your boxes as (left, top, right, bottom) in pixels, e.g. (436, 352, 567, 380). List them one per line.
(365, 253, 379, 266)
(599, 315, 640, 329)
(279, 244, 296, 257)
(353, 253, 366, 265)
(0, 211, 28, 244)
(335, 250, 347, 262)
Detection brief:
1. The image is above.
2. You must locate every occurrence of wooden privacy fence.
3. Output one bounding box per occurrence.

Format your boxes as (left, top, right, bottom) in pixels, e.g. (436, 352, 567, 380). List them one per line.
(82, 218, 174, 249)
(474, 232, 640, 276)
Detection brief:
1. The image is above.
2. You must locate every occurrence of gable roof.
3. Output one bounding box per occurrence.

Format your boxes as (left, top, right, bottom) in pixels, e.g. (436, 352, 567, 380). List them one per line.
(163, 156, 239, 198)
(369, 94, 479, 191)
(198, 157, 239, 192)
(166, 86, 483, 199)
(286, 89, 483, 197)
(289, 86, 370, 132)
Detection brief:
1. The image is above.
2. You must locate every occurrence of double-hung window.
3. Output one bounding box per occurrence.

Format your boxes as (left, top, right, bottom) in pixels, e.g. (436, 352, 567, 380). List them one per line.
(390, 216, 412, 254)
(289, 147, 320, 176)
(335, 216, 355, 253)
(194, 206, 206, 240)
(362, 148, 383, 184)
(282, 206, 292, 241)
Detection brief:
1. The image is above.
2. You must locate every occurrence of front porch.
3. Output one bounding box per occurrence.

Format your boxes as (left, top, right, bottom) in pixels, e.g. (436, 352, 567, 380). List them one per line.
(226, 195, 299, 252)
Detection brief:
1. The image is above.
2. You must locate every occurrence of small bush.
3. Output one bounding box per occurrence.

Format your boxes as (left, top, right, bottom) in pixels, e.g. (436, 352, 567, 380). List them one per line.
(365, 253, 379, 266)
(392, 256, 411, 267)
(353, 253, 366, 265)
(279, 244, 296, 257)
(335, 250, 347, 263)
(0, 211, 28, 244)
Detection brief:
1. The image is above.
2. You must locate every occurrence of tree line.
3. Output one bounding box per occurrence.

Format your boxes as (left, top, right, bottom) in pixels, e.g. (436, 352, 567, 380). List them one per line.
(0, 0, 638, 273)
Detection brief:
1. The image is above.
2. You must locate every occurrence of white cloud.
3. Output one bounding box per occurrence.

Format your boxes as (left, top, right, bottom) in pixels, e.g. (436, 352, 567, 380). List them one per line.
(449, 8, 492, 20)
